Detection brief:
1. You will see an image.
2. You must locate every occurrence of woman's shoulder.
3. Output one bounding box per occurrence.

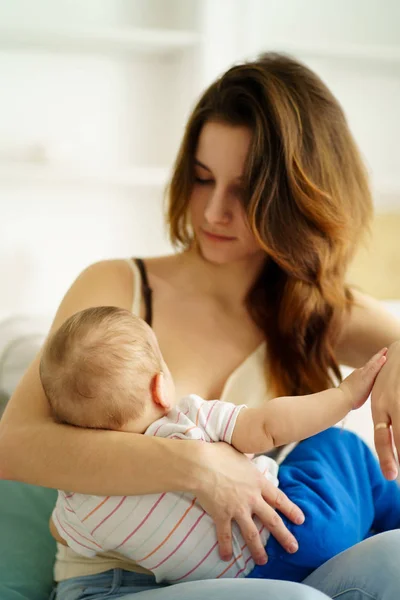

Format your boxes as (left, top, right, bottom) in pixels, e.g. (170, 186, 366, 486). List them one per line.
(71, 254, 179, 315)
(77, 258, 135, 302)
(53, 259, 138, 326)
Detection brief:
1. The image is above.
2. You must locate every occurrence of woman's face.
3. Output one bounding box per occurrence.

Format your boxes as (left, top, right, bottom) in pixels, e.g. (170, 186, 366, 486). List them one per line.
(189, 120, 265, 266)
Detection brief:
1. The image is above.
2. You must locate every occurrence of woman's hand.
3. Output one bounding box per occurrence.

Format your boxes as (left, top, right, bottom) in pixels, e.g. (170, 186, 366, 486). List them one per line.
(194, 442, 304, 565)
(371, 340, 400, 480)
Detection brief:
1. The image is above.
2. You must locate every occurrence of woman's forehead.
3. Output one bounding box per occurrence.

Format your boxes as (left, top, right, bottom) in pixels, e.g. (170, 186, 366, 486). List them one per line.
(196, 121, 252, 176)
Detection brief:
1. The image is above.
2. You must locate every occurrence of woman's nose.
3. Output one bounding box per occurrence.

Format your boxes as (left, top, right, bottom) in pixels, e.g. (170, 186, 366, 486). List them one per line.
(204, 188, 231, 225)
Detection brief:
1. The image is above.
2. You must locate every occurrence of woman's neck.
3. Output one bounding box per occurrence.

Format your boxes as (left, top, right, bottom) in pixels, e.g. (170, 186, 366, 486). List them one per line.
(174, 248, 266, 308)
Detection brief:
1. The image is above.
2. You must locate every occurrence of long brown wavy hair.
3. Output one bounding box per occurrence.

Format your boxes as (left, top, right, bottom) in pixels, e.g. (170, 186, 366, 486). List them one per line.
(167, 52, 373, 397)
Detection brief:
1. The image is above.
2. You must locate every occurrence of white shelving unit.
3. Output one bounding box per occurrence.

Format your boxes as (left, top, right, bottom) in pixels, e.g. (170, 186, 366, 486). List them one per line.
(0, 163, 170, 188)
(267, 41, 400, 65)
(0, 26, 203, 56)
(0, 0, 203, 191)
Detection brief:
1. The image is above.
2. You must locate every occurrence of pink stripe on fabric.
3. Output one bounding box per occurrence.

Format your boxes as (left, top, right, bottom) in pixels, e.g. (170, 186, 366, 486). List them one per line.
(59, 515, 103, 549)
(90, 496, 127, 535)
(183, 425, 197, 435)
(170, 540, 219, 582)
(195, 404, 202, 426)
(149, 510, 206, 570)
(234, 554, 253, 578)
(115, 493, 166, 549)
(54, 512, 98, 553)
(222, 406, 237, 441)
(204, 402, 216, 431)
(153, 422, 165, 437)
(153, 410, 183, 437)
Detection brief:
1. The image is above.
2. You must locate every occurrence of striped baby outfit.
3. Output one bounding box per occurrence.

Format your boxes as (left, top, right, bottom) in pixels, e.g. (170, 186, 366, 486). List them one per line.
(53, 394, 279, 583)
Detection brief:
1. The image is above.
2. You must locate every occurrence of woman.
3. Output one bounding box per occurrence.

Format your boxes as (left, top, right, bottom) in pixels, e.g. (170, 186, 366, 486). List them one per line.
(1, 53, 400, 600)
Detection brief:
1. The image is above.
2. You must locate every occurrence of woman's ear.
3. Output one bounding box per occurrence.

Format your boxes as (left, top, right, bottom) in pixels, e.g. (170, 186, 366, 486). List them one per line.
(150, 372, 171, 411)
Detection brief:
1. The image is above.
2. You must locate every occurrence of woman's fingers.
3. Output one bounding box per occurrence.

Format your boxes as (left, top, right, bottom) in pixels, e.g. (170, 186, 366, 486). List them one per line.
(234, 514, 269, 565)
(262, 481, 305, 526)
(253, 499, 299, 556)
(199, 443, 306, 565)
(213, 482, 304, 564)
(372, 405, 398, 480)
(214, 519, 234, 562)
(370, 341, 400, 480)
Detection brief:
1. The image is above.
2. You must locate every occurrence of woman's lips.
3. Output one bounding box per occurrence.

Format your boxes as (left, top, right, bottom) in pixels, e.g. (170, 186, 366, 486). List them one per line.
(202, 230, 236, 242)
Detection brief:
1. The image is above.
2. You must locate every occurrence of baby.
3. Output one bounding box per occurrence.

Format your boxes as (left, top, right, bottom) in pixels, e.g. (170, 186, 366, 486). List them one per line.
(40, 306, 400, 583)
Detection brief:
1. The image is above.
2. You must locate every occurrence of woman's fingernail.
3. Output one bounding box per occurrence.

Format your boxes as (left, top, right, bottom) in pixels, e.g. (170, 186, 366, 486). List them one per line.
(386, 470, 398, 481)
(295, 512, 305, 524)
(288, 542, 298, 553)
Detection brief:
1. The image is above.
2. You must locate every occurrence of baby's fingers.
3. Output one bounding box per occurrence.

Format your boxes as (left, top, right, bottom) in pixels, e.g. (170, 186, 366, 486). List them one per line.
(362, 348, 388, 380)
(346, 348, 388, 410)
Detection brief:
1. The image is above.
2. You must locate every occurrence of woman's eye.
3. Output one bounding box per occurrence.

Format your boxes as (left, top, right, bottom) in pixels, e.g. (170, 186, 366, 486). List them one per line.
(195, 176, 213, 185)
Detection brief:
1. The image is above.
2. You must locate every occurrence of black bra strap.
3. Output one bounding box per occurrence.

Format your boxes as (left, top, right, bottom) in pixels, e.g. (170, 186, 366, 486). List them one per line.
(134, 258, 153, 326)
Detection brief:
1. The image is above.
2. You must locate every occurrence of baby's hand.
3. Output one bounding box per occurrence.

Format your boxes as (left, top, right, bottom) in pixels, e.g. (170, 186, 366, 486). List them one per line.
(339, 348, 388, 410)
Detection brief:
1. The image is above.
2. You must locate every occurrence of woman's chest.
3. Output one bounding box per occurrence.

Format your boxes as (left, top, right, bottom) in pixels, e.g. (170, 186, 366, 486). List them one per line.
(151, 294, 263, 401)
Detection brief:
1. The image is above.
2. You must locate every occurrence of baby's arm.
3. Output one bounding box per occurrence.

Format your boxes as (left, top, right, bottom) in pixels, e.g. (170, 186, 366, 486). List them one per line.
(231, 348, 387, 454)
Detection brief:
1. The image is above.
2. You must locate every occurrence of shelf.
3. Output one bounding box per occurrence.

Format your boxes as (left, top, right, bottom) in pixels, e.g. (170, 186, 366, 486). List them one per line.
(0, 26, 202, 56)
(0, 163, 170, 188)
(268, 41, 400, 65)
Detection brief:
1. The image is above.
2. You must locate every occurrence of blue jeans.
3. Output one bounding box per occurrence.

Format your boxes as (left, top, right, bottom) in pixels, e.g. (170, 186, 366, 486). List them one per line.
(51, 568, 328, 599)
(52, 532, 400, 599)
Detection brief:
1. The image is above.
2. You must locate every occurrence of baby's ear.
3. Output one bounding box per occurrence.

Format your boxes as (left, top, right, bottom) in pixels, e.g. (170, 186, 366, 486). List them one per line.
(151, 372, 171, 411)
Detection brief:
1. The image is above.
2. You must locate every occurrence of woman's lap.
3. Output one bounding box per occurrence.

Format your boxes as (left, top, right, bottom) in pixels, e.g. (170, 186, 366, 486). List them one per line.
(53, 531, 400, 600)
(52, 568, 328, 600)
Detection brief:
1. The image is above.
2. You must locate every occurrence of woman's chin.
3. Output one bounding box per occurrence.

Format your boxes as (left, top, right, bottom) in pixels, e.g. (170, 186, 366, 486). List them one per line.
(198, 244, 243, 266)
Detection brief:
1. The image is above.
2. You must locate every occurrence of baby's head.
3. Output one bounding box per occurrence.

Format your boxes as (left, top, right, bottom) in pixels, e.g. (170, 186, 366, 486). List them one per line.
(39, 306, 175, 432)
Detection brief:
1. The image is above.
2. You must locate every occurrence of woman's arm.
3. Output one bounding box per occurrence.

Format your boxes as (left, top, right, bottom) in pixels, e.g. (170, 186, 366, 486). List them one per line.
(336, 289, 400, 480)
(336, 289, 400, 367)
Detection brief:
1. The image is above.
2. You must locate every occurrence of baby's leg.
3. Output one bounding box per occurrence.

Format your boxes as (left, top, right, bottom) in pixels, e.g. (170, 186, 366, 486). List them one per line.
(248, 427, 400, 583)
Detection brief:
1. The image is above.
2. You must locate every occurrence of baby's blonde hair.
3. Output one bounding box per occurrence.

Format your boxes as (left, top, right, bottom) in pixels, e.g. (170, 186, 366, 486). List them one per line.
(40, 306, 162, 430)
